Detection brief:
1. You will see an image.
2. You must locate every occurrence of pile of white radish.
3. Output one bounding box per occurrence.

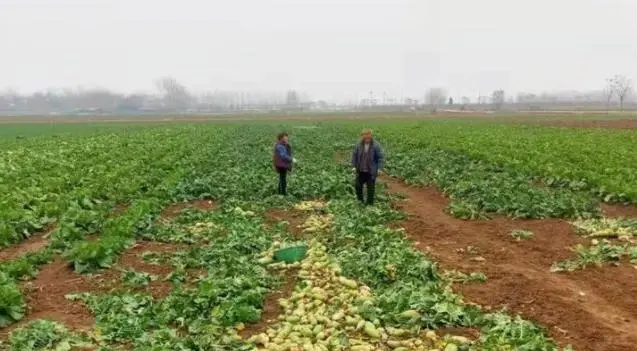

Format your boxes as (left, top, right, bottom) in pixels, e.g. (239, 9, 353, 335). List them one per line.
(248, 239, 470, 351)
(299, 214, 334, 233)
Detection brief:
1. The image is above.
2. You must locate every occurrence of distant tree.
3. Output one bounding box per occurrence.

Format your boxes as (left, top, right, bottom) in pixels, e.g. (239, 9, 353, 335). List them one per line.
(448, 97, 454, 105)
(118, 94, 147, 111)
(491, 90, 505, 110)
(426, 88, 446, 113)
(609, 75, 633, 111)
(603, 78, 614, 113)
(286, 90, 300, 107)
(155, 77, 191, 110)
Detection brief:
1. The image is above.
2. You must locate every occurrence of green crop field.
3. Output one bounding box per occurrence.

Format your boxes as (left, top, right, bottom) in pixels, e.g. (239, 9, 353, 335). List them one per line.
(0, 117, 636, 351)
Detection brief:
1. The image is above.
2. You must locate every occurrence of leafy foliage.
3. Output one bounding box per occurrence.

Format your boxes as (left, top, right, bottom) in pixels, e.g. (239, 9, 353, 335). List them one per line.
(120, 269, 156, 288)
(386, 121, 637, 204)
(552, 240, 637, 272)
(0, 121, 603, 350)
(1, 319, 92, 351)
(0, 272, 25, 328)
(325, 199, 562, 349)
(386, 147, 599, 219)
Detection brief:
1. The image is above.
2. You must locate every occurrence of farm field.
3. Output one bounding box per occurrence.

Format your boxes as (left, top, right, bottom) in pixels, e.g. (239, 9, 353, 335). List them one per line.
(0, 118, 636, 351)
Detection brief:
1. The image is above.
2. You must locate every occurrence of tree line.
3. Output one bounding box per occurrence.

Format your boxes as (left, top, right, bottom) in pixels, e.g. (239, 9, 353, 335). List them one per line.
(424, 75, 633, 112)
(1, 75, 634, 114)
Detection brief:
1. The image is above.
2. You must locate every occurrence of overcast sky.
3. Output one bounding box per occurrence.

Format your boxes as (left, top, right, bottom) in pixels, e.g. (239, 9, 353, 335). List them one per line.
(1, 0, 636, 101)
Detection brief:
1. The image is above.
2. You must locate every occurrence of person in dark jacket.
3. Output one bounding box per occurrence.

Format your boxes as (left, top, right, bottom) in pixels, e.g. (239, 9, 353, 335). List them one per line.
(351, 128, 384, 205)
(273, 132, 295, 195)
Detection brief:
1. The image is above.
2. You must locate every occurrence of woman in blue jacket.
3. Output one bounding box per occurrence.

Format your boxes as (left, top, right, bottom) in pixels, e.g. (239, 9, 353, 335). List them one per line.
(272, 132, 296, 195)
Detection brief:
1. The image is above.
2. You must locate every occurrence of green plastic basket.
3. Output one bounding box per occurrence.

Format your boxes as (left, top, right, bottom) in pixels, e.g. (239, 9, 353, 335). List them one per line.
(273, 245, 308, 263)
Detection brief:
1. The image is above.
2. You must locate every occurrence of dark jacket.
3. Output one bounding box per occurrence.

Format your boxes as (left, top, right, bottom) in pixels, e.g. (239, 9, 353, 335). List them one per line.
(352, 140, 384, 179)
(273, 141, 293, 170)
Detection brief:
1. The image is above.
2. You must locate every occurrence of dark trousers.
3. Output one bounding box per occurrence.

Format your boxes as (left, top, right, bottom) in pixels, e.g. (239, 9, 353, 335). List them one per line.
(276, 167, 288, 195)
(355, 172, 375, 205)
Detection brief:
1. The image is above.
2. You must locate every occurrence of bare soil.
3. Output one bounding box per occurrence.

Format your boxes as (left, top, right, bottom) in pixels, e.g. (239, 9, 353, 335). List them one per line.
(238, 208, 313, 337)
(0, 259, 101, 338)
(159, 200, 216, 221)
(0, 235, 49, 262)
(0, 240, 188, 340)
(0, 203, 202, 341)
(0, 224, 56, 262)
(383, 177, 637, 351)
(240, 269, 299, 339)
(95, 241, 190, 299)
(265, 208, 307, 238)
(601, 203, 637, 218)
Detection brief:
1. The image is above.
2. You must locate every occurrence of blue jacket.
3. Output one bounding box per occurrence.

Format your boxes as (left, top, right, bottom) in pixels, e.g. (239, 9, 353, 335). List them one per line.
(352, 141, 384, 179)
(273, 142, 293, 169)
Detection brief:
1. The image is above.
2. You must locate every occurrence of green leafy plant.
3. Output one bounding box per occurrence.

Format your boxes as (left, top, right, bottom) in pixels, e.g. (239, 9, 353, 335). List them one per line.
(3, 319, 92, 351)
(552, 239, 634, 272)
(0, 272, 26, 327)
(121, 269, 156, 288)
(511, 229, 534, 241)
(443, 270, 488, 284)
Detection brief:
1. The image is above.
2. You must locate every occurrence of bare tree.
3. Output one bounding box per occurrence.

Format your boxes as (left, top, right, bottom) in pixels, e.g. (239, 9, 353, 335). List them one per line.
(155, 77, 191, 110)
(286, 90, 300, 107)
(603, 78, 614, 113)
(492, 90, 505, 110)
(609, 75, 632, 112)
(426, 88, 446, 113)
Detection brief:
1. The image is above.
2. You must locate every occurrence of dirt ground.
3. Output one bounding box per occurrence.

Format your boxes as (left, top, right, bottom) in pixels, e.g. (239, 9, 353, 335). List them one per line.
(239, 269, 299, 339)
(0, 235, 49, 262)
(0, 258, 100, 338)
(0, 200, 212, 341)
(383, 177, 637, 351)
(265, 208, 307, 238)
(0, 240, 186, 340)
(0, 223, 56, 262)
(95, 240, 189, 299)
(159, 199, 216, 220)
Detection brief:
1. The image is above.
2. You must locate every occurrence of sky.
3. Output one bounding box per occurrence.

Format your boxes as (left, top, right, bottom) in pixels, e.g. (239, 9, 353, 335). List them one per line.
(1, 0, 636, 102)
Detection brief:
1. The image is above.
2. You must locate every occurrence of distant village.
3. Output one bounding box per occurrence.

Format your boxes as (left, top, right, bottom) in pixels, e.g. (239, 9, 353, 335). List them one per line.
(1, 76, 635, 116)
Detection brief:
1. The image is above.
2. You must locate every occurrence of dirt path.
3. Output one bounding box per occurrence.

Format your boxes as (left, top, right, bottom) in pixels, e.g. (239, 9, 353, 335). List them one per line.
(239, 269, 298, 339)
(0, 235, 49, 262)
(265, 208, 307, 238)
(383, 177, 637, 351)
(0, 224, 56, 262)
(0, 258, 100, 338)
(159, 200, 216, 220)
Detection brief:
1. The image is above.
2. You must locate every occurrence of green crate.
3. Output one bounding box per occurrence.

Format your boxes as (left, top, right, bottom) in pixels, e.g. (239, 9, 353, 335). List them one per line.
(273, 245, 308, 263)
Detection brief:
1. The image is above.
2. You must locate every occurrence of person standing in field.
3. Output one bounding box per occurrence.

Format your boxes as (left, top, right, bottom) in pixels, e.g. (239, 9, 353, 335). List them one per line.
(351, 128, 384, 205)
(273, 132, 296, 195)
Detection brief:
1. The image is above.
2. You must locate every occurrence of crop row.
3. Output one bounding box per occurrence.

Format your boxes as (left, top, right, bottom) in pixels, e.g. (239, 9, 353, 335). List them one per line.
(377, 121, 637, 204)
(384, 146, 599, 219)
(0, 123, 353, 330)
(1, 197, 569, 350)
(1, 127, 209, 249)
(322, 199, 565, 350)
(1, 203, 279, 350)
(1, 123, 571, 350)
(0, 126, 232, 328)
